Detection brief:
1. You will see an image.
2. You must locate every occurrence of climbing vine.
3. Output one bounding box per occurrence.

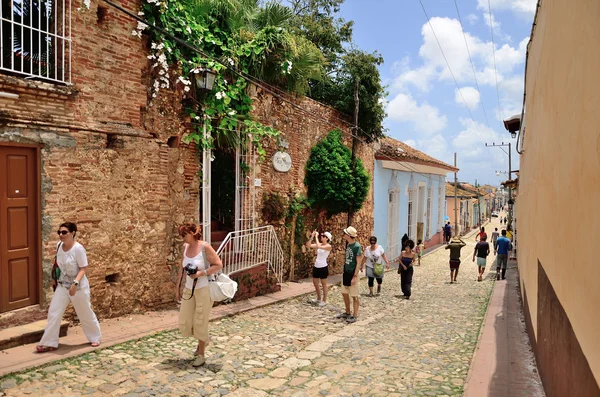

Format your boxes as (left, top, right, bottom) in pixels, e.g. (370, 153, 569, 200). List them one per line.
(134, 0, 325, 159)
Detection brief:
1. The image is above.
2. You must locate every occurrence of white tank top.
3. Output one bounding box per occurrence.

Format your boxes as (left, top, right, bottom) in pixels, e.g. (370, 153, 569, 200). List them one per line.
(182, 243, 209, 290)
(314, 248, 330, 268)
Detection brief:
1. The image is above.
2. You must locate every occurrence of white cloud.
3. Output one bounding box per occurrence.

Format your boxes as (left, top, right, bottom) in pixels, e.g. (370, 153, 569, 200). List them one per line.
(467, 14, 479, 24)
(452, 118, 504, 160)
(455, 86, 481, 109)
(404, 139, 417, 148)
(482, 11, 511, 42)
(477, 0, 538, 17)
(387, 92, 448, 135)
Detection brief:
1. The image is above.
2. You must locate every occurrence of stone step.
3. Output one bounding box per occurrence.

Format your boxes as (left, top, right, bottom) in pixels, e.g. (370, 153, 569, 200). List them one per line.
(0, 320, 69, 351)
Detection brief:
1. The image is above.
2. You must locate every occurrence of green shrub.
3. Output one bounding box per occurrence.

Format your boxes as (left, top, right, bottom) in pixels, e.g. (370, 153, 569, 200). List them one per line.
(304, 130, 370, 215)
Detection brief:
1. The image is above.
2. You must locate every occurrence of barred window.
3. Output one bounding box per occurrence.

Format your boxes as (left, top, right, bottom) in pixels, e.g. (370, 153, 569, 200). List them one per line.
(1, 0, 71, 83)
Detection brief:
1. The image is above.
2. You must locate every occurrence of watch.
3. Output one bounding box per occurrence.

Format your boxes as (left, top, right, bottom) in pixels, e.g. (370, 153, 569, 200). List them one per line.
(73, 280, 79, 286)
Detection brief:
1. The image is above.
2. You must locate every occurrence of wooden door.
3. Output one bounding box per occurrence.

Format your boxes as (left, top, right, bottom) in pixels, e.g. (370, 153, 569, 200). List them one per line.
(0, 145, 40, 313)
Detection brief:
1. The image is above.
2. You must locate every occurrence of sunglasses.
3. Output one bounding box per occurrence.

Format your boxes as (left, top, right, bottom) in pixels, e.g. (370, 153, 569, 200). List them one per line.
(57, 230, 70, 235)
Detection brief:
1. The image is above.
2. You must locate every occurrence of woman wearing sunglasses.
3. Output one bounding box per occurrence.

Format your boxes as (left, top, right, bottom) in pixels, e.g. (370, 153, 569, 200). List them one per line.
(37, 222, 101, 352)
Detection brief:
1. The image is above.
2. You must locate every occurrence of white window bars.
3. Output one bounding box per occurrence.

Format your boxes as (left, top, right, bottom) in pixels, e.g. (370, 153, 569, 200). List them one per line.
(426, 185, 432, 240)
(1, 0, 71, 84)
(438, 182, 444, 231)
(387, 188, 400, 261)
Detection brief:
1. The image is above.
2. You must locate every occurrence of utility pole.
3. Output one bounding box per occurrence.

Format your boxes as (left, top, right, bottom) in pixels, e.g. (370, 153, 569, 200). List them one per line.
(347, 77, 360, 227)
(454, 153, 458, 237)
(485, 142, 514, 230)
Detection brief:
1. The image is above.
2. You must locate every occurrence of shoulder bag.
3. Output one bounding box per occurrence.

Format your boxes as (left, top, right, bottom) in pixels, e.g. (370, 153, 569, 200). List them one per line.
(203, 244, 238, 302)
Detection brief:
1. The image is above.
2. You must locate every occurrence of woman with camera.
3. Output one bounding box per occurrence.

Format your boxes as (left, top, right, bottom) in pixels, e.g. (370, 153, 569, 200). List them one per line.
(37, 222, 101, 352)
(175, 223, 223, 367)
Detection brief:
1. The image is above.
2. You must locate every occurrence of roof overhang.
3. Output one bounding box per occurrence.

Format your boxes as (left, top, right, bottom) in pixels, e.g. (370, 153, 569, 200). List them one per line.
(378, 159, 456, 176)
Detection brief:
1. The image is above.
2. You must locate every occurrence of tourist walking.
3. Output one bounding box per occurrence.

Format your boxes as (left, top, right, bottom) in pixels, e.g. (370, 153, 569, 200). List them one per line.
(306, 230, 332, 306)
(494, 230, 511, 280)
(336, 226, 362, 323)
(491, 228, 500, 255)
(398, 240, 416, 299)
(360, 236, 390, 297)
(176, 223, 223, 367)
(445, 237, 467, 283)
(415, 239, 424, 266)
(444, 222, 452, 244)
(475, 226, 487, 242)
(37, 222, 101, 352)
(473, 235, 490, 281)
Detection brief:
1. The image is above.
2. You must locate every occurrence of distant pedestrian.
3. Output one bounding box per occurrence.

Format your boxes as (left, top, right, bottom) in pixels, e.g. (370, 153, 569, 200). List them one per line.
(473, 235, 490, 282)
(401, 233, 409, 250)
(495, 230, 511, 280)
(37, 222, 101, 353)
(398, 240, 416, 299)
(336, 226, 362, 324)
(504, 217, 507, 225)
(475, 227, 487, 242)
(306, 230, 332, 306)
(445, 237, 467, 283)
(415, 239, 425, 266)
(176, 223, 223, 367)
(444, 222, 452, 244)
(360, 236, 390, 297)
(491, 228, 500, 255)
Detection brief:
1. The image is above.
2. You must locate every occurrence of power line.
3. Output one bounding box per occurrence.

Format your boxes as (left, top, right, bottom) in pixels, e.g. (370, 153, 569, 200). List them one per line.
(416, 0, 485, 139)
(102, 0, 455, 183)
(487, 0, 503, 121)
(453, 0, 491, 130)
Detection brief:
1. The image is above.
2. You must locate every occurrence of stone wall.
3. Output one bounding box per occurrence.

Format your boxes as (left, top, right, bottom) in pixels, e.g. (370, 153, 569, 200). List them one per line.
(0, 0, 199, 321)
(249, 85, 375, 280)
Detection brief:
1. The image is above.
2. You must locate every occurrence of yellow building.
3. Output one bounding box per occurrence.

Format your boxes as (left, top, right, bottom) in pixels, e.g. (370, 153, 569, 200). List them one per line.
(510, 0, 600, 395)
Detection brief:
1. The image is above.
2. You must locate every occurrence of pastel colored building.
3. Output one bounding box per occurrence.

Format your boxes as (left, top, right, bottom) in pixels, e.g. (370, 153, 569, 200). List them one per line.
(373, 138, 457, 261)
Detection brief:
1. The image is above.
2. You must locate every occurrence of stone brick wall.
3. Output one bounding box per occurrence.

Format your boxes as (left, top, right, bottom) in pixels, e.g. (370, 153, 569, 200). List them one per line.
(249, 85, 375, 280)
(0, 0, 199, 320)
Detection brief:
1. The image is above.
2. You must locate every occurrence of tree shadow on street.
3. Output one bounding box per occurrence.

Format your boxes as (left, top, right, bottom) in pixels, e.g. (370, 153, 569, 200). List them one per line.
(160, 357, 223, 373)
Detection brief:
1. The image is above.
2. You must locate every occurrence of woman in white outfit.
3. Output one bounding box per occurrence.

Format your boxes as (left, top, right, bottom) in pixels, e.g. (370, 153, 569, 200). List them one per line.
(306, 230, 332, 306)
(37, 222, 101, 352)
(175, 223, 223, 367)
(360, 236, 390, 297)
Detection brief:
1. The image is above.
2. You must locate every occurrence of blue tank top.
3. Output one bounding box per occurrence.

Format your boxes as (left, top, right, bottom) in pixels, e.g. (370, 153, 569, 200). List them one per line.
(400, 256, 413, 266)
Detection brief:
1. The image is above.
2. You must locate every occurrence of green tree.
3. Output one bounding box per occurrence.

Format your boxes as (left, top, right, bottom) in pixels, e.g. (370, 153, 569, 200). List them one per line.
(304, 130, 370, 215)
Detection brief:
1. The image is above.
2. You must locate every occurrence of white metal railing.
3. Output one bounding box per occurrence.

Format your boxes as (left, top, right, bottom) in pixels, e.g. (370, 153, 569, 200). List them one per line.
(216, 225, 285, 284)
(1, 0, 71, 84)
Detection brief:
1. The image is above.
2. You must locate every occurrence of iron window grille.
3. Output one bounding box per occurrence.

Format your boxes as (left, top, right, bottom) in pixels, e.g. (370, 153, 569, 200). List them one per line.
(1, 0, 72, 84)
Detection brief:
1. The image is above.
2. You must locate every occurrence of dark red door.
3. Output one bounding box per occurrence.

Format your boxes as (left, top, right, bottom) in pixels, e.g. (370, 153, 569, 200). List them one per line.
(0, 145, 39, 313)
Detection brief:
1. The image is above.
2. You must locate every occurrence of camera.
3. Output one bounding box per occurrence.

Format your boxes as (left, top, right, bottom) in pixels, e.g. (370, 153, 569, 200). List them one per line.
(184, 263, 198, 276)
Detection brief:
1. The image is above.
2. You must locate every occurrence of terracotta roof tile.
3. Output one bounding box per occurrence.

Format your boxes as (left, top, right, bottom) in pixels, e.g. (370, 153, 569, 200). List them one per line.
(376, 137, 458, 172)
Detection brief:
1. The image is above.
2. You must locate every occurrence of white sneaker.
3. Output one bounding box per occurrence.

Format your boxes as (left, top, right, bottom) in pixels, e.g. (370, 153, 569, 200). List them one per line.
(309, 298, 319, 305)
(192, 355, 206, 367)
(317, 300, 327, 307)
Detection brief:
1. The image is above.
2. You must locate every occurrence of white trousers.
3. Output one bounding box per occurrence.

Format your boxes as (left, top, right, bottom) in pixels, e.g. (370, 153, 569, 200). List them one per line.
(39, 284, 102, 347)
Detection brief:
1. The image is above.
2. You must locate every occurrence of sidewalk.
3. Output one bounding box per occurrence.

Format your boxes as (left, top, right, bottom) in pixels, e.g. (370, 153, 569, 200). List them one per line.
(463, 258, 546, 397)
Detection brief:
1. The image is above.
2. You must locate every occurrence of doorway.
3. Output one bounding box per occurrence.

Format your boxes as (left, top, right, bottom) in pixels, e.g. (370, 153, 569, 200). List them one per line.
(0, 145, 40, 313)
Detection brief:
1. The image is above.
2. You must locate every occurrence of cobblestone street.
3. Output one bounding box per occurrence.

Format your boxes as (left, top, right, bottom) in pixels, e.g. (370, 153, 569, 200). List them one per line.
(0, 228, 496, 397)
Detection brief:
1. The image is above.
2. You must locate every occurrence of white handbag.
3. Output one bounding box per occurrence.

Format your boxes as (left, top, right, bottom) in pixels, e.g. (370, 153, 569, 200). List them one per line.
(209, 273, 238, 302)
(202, 244, 238, 302)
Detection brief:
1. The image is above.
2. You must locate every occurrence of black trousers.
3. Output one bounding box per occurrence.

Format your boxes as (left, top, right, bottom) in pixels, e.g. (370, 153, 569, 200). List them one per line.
(400, 266, 414, 297)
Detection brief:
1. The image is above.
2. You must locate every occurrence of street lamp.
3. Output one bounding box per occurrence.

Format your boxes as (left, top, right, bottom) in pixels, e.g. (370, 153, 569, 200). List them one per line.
(194, 68, 217, 91)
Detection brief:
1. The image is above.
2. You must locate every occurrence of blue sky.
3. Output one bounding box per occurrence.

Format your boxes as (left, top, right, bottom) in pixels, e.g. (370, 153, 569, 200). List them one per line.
(339, 0, 537, 185)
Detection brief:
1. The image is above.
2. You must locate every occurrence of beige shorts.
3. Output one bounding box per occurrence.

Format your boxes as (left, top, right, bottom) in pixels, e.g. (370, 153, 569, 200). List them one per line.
(179, 286, 213, 342)
(340, 283, 359, 297)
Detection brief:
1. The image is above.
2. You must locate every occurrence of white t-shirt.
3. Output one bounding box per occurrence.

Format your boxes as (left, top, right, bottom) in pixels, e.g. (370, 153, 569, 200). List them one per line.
(56, 242, 89, 288)
(182, 243, 209, 290)
(314, 248, 330, 268)
(364, 245, 385, 268)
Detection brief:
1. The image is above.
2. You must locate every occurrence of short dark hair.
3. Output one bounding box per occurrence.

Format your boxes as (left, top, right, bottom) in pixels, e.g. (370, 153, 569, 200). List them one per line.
(405, 239, 415, 249)
(501, 230, 507, 236)
(481, 227, 485, 232)
(59, 222, 77, 236)
(417, 239, 422, 244)
(495, 228, 498, 231)
(369, 236, 377, 243)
